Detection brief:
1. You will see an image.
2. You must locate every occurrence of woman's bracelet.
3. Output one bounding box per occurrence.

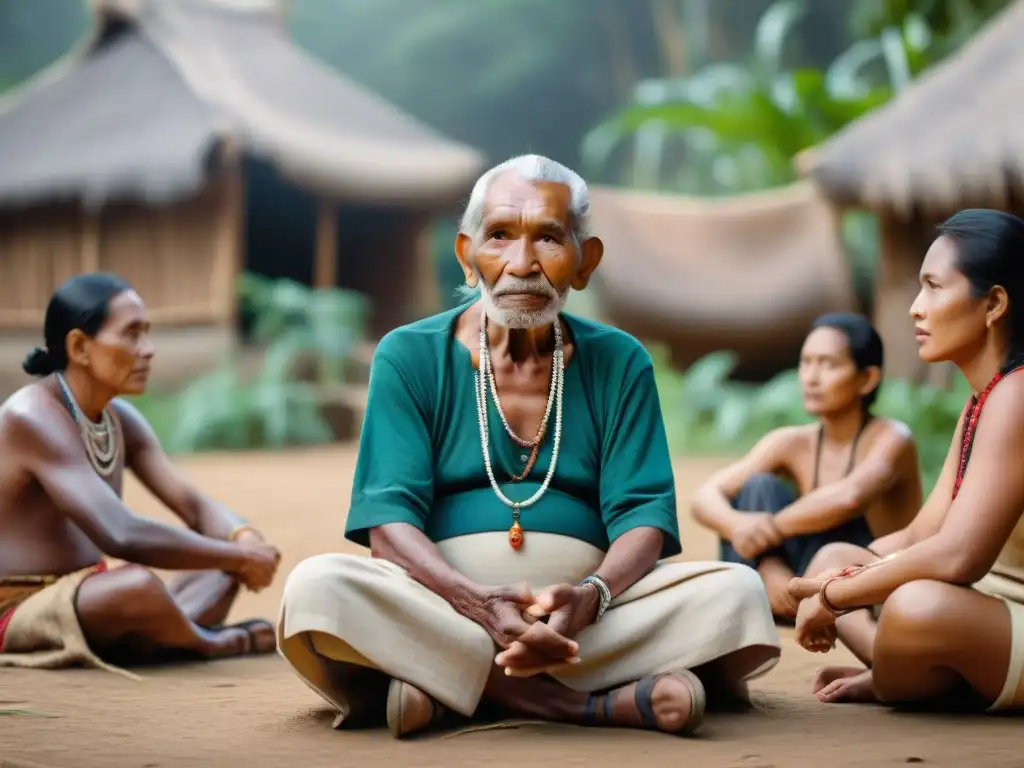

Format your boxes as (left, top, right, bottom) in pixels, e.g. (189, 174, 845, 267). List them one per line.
(819, 565, 881, 617)
(227, 523, 258, 542)
(818, 576, 849, 617)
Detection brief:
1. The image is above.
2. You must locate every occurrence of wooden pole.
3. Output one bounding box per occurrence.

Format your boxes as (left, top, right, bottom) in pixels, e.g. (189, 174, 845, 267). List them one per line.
(314, 200, 338, 289)
(81, 209, 100, 273)
(875, 212, 929, 384)
(213, 138, 245, 320)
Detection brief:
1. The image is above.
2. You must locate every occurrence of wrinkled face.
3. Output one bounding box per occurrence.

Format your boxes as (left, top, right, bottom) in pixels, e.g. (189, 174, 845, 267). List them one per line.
(455, 173, 602, 329)
(910, 235, 997, 364)
(798, 327, 875, 416)
(67, 290, 155, 395)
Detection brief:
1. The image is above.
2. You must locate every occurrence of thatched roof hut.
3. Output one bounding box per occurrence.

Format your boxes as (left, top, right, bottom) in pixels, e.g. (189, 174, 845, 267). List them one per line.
(796, 0, 1024, 382)
(0, 0, 484, 391)
(589, 182, 857, 380)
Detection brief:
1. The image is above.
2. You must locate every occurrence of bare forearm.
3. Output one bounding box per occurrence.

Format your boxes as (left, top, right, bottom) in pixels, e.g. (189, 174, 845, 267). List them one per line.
(691, 489, 745, 540)
(773, 485, 860, 537)
(595, 527, 663, 597)
(869, 528, 913, 557)
(369, 523, 485, 615)
(115, 516, 246, 572)
(190, 498, 246, 540)
(825, 536, 963, 610)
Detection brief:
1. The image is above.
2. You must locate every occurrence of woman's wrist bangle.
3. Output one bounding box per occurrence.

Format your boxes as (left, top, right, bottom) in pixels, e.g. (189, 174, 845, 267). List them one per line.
(227, 523, 257, 542)
(819, 576, 849, 617)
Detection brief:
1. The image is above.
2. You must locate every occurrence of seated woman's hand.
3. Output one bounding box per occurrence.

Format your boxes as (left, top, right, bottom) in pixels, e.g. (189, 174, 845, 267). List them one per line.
(789, 576, 838, 653)
(731, 514, 783, 560)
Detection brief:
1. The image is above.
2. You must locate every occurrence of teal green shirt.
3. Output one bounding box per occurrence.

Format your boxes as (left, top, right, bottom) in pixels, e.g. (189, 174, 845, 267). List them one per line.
(345, 304, 682, 559)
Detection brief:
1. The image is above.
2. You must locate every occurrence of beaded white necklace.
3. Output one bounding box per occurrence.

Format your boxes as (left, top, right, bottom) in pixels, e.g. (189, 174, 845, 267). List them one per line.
(474, 310, 565, 550)
(55, 372, 119, 478)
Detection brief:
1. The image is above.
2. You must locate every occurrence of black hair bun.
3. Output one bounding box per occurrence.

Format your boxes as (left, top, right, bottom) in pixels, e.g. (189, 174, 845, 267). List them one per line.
(22, 347, 55, 377)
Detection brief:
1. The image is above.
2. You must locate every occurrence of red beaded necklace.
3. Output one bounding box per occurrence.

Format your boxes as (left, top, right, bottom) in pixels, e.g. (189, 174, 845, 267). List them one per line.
(952, 363, 1024, 500)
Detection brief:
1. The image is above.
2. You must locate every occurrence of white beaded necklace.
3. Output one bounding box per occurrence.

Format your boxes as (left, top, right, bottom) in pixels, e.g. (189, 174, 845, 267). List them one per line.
(55, 372, 120, 478)
(474, 310, 565, 549)
(487, 344, 557, 448)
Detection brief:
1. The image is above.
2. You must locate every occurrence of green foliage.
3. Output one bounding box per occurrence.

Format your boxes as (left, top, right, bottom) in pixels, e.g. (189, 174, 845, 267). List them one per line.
(238, 273, 369, 385)
(851, 0, 1011, 47)
(582, 0, 909, 195)
(654, 347, 970, 492)
(129, 275, 369, 453)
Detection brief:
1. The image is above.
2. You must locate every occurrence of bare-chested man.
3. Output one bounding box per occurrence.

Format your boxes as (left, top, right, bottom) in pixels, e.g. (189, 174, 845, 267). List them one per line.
(0, 273, 281, 672)
(692, 313, 923, 621)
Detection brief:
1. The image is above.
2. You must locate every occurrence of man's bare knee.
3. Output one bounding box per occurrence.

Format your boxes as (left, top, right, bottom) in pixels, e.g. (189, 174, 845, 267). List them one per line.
(78, 565, 173, 621)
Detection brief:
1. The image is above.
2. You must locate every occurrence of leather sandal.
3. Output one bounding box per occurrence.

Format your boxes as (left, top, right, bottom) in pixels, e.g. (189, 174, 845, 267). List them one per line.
(583, 669, 706, 736)
(386, 678, 448, 738)
(225, 619, 277, 655)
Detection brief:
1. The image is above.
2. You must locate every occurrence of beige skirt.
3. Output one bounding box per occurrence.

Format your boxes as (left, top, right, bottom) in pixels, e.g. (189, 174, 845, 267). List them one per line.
(0, 563, 138, 679)
(974, 572, 1024, 711)
(277, 532, 781, 723)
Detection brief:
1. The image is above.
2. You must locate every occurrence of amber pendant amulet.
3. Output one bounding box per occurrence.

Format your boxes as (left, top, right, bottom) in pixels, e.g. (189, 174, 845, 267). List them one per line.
(508, 520, 523, 550)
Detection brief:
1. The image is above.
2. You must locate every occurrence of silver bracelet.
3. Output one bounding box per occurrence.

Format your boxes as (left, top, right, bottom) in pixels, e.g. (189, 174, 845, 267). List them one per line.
(579, 574, 612, 622)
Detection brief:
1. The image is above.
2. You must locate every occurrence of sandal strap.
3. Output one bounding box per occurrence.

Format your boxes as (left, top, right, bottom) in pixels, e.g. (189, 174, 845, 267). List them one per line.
(583, 693, 599, 725)
(584, 691, 616, 725)
(633, 675, 659, 727)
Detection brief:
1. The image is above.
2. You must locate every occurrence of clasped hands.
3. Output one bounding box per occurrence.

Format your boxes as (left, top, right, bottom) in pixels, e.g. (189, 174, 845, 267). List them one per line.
(233, 528, 281, 593)
(479, 582, 600, 678)
(730, 512, 784, 560)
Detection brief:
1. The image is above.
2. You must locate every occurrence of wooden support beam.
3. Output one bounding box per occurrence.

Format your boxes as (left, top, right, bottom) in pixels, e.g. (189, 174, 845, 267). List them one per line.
(81, 209, 100, 273)
(874, 212, 930, 384)
(214, 138, 245, 318)
(314, 200, 338, 289)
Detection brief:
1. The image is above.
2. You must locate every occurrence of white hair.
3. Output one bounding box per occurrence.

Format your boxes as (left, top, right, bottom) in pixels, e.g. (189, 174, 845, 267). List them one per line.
(456, 155, 592, 317)
(459, 154, 593, 242)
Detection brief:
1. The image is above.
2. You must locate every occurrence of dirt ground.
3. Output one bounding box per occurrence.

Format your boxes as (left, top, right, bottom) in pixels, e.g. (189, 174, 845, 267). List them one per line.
(1, 447, 1020, 768)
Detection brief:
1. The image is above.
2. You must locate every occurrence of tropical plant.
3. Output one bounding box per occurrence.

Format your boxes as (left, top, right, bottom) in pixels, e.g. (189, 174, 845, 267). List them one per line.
(653, 347, 970, 493)
(580, 0, 920, 195)
(851, 0, 1011, 49)
(238, 273, 369, 385)
(129, 274, 370, 453)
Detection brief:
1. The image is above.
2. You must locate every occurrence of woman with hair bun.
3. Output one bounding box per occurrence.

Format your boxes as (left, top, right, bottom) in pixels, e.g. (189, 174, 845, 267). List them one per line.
(0, 273, 281, 672)
(791, 209, 1024, 712)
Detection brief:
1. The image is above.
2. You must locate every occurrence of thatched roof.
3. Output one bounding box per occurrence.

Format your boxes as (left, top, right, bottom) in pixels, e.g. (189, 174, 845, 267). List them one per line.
(796, 0, 1024, 216)
(589, 182, 856, 378)
(0, 0, 484, 210)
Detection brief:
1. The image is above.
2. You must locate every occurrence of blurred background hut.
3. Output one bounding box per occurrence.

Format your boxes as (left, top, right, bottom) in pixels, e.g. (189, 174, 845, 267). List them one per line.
(0, 0, 1014, 476)
(0, 0, 482, 395)
(590, 181, 856, 380)
(796, 0, 1024, 385)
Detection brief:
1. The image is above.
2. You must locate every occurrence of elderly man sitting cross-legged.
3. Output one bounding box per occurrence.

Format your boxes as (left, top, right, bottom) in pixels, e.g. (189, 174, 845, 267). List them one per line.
(277, 154, 781, 739)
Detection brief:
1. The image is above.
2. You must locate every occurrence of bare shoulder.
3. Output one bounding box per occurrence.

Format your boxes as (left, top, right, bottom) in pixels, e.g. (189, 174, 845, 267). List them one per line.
(867, 416, 916, 450)
(110, 398, 161, 455)
(979, 373, 1024, 433)
(763, 424, 814, 452)
(111, 398, 153, 435)
(0, 383, 77, 459)
(746, 424, 812, 468)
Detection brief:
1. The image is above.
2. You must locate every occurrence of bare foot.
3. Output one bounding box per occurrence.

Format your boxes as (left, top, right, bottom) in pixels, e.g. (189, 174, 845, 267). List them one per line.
(207, 619, 276, 658)
(812, 666, 877, 703)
